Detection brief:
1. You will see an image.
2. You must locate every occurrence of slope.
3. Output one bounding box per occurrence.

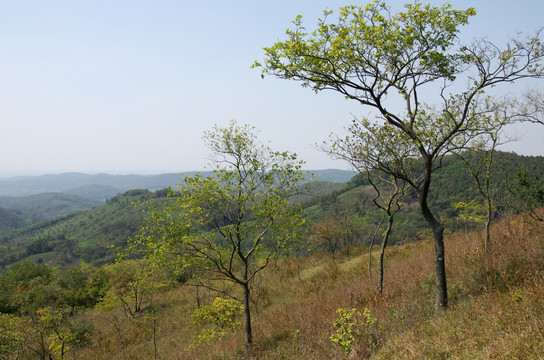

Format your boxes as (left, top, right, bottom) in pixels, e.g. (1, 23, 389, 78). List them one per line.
(0, 189, 164, 268)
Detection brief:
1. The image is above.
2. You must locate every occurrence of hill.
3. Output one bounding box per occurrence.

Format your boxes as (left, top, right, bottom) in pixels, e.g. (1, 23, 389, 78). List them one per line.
(0, 172, 194, 197)
(0, 207, 26, 233)
(1, 210, 542, 359)
(0, 170, 356, 198)
(0, 193, 100, 226)
(1, 151, 543, 269)
(0, 152, 543, 358)
(62, 184, 124, 202)
(0, 189, 163, 267)
(304, 151, 544, 242)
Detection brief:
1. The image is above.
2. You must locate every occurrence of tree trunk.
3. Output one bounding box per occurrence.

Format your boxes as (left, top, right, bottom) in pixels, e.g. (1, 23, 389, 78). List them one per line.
(377, 216, 394, 294)
(420, 199, 448, 309)
(419, 158, 448, 310)
(432, 224, 448, 310)
(368, 213, 384, 281)
(243, 284, 253, 345)
(484, 196, 492, 252)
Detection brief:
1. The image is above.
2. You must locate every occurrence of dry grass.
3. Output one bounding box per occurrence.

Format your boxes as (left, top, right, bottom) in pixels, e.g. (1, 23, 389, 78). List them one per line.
(74, 213, 544, 359)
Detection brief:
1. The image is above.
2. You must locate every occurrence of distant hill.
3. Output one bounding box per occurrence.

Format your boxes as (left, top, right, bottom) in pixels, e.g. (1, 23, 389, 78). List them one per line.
(62, 184, 123, 202)
(3, 152, 541, 269)
(0, 193, 100, 228)
(0, 207, 27, 233)
(0, 172, 197, 197)
(310, 169, 357, 183)
(0, 189, 161, 267)
(0, 170, 356, 199)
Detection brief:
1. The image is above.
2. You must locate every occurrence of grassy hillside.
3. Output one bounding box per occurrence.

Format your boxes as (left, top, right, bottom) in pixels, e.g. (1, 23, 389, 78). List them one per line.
(1, 151, 543, 358)
(11, 210, 540, 359)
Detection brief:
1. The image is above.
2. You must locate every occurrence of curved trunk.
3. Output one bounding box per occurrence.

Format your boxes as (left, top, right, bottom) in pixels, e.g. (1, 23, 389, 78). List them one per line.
(419, 156, 448, 310)
(419, 193, 448, 309)
(368, 214, 384, 281)
(377, 215, 394, 294)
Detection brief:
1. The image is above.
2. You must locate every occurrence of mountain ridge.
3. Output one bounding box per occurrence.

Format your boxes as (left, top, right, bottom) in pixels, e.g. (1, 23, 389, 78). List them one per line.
(0, 169, 356, 197)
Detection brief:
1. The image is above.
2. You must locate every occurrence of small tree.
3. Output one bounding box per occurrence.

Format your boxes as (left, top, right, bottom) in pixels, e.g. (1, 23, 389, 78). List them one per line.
(310, 218, 345, 257)
(136, 121, 307, 345)
(508, 167, 544, 222)
(454, 108, 513, 251)
(31, 306, 90, 360)
(0, 313, 28, 360)
(328, 119, 409, 294)
(256, 0, 544, 309)
(330, 307, 377, 357)
(189, 297, 243, 347)
(98, 259, 159, 319)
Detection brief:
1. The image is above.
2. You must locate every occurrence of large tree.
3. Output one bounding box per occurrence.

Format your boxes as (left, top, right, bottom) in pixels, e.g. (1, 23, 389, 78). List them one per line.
(255, 0, 544, 309)
(135, 121, 306, 345)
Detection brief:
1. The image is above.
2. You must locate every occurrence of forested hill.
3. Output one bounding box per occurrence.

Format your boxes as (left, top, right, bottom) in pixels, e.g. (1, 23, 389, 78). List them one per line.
(0, 169, 356, 199)
(0, 172, 200, 199)
(0, 189, 163, 268)
(0, 193, 100, 224)
(302, 151, 544, 243)
(1, 151, 542, 270)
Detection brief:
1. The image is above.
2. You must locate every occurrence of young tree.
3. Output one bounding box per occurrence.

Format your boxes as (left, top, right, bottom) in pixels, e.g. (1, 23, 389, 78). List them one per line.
(255, 0, 544, 309)
(328, 119, 410, 293)
(508, 167, 544, 222)
(135, 121, 306, 345)
(99, 259, 160, 319)
(0, 313, 28, 360)
(310, 218, 345, 257)
(453, 111, 511, 251)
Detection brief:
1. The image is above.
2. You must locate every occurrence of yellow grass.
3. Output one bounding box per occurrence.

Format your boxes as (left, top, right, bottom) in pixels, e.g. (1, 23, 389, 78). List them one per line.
(74, 212, 544, 359)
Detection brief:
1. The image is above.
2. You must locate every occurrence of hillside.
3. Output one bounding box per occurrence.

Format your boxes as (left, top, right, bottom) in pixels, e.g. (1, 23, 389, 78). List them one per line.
(0, 207, 26, 233)
(0, 189, 163, 267)
(305, 151, 544, 242)
(0, 151, 543, 359)
(1, 210, 542, 359)
(1, 151, 542, 269)
(62, 184, 124, 202)
(0, 193, 100, 227)
(0, 170, 356, 198)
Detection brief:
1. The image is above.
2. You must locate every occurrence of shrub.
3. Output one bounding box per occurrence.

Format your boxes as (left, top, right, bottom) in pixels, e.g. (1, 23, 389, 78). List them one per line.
(330, 307, 377, 356)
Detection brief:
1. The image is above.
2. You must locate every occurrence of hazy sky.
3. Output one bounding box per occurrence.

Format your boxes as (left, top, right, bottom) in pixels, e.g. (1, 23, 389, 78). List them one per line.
(1, 1, 543, 176)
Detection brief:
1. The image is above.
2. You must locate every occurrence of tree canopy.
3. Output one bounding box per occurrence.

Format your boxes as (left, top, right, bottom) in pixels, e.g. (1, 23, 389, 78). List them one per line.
(256, 0, 544, 309)
(134, 121, 307, 344)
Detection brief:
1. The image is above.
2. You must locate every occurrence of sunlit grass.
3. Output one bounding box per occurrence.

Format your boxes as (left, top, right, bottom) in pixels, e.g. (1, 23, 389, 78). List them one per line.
(74, 211, 544, 359)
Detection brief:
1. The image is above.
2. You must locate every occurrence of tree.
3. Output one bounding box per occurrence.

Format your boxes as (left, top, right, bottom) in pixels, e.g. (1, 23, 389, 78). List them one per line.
(327, 119, 409, 294)
(453, 111, 511, 251)
(508, 167, 544, 222)
(135, 121, 306, 345)
(0, 313, 28, 360)
(310, 206, 362, 258)
(255, 0, 544, 309)
(34, 306, 88, 360)
(310, 218, 345, 257)
(189, 297, 243, 348)
(99, 260, 158, 319)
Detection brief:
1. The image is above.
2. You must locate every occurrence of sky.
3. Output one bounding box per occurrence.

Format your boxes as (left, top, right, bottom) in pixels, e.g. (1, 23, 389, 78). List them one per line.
(1, 0, 543, 176)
